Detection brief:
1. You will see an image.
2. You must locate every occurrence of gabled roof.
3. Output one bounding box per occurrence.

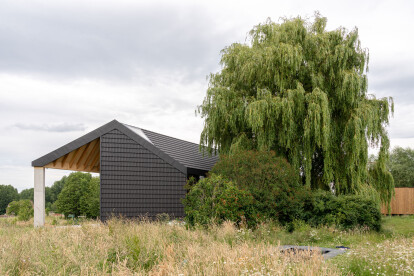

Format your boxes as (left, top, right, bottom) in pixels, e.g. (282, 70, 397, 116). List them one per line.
(32, 120, 218, 174)
(124, 124, 218, 172)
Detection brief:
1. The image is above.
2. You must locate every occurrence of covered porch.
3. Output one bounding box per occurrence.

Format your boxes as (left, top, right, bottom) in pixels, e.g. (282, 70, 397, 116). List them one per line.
(33, 138, 100, 226)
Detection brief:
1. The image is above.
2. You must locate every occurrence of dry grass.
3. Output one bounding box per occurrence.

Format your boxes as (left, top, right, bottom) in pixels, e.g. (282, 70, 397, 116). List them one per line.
(2, 216, 413, 275)
(0, 218, 341, 275)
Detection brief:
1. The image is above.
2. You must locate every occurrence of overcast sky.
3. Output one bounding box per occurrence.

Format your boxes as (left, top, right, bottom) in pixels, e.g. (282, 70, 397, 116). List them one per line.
(1, 0, 413, 191)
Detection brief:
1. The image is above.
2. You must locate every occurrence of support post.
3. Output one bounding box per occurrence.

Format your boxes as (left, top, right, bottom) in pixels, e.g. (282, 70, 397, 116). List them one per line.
(34, 167, 45, 227)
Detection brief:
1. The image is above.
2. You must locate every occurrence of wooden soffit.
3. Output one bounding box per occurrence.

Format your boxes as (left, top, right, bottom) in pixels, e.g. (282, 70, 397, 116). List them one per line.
(44, 138, 100, 173)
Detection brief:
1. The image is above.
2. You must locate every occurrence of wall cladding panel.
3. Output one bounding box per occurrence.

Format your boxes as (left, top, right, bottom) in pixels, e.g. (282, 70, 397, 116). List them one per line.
(100, 129, 186, 220)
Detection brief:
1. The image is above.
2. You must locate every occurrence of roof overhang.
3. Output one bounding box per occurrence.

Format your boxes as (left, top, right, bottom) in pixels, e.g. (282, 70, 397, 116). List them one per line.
(44, 138, 100, 173)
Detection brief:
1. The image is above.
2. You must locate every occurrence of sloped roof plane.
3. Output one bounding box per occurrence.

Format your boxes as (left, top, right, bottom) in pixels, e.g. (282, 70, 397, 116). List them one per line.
(31, 120, 218, 174)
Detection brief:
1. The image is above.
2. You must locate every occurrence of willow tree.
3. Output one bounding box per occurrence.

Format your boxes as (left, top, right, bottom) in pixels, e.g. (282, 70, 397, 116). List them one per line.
(198, 14, 394, 205)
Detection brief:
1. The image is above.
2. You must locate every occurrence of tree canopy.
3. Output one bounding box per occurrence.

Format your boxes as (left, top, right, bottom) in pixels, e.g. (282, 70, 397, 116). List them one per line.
(55, 172, 100, 218)
(386, 147, 414, 187)
(0, 184, 19, 214)
(198, 14, 394, 204)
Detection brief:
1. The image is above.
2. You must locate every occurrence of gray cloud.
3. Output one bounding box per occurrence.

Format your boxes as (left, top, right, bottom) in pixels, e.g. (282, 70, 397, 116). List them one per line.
(369, 61, 414, 105)
(0, 1, 237, 84)
(371, 74, 414, 105)
(11, 122, 87, 132)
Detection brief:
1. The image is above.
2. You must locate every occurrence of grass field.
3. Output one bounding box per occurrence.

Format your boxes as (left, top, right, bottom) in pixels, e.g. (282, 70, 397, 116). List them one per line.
(0, 216, 413, 275)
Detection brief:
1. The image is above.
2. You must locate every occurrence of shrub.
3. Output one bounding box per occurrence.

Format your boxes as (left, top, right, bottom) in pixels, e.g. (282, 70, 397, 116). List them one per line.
(6, 200, 20, 216)
(6, 200, 34, 221)
(210, 150, 308, 224)
(182, 174, 258, 227)
(303, 190, 382, 231)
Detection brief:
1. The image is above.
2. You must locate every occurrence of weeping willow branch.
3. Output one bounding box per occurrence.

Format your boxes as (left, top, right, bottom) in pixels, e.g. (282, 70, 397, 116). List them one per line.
(198, 13, 394, 205)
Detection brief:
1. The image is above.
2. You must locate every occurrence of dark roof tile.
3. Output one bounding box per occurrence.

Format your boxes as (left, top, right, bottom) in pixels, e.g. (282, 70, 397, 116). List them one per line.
(125, 124, 218, 171)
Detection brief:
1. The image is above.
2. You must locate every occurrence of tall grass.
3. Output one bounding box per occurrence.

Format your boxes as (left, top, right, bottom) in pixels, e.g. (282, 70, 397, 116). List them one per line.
(0, 216, 412, 275)
(0, 218, 340, 275)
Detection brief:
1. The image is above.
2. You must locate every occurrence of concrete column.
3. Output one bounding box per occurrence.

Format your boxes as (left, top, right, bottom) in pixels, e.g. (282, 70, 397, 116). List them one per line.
(34, 167, 45, 227)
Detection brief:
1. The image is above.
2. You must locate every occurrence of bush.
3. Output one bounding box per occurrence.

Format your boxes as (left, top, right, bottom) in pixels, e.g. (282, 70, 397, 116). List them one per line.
(210, 150, 309, 224)
(183, 174, 258, 227)
(6, 200, 34, 221)
(303, 190, 382, 231)
(6, 200, 20, 216)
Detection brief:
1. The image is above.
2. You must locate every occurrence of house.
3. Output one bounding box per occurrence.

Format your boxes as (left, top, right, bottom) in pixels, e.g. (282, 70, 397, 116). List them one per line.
(31, 120, 218, 226)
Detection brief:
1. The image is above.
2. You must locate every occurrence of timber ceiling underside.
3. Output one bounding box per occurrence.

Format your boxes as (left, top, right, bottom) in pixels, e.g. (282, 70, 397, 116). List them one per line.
(44, 138, 100, 173)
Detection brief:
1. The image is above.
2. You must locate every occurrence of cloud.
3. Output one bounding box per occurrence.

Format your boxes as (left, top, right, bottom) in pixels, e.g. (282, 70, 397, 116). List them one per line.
(11, 122, 87, 132)
(369, 61, 414, 105)
(0, 0, 239, 84)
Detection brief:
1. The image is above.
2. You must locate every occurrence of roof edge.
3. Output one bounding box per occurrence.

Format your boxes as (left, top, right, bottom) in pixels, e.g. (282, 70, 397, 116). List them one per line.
(31, 120, 120, 167)
(31, 120, 187, 175)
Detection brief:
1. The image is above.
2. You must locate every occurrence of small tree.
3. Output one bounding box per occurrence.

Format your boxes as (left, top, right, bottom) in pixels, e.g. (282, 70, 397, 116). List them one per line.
(6, 200, 34, 221)
(6, 200, 20, 215)
(55, 172, 100, 218)
(0, 184, 19, 215)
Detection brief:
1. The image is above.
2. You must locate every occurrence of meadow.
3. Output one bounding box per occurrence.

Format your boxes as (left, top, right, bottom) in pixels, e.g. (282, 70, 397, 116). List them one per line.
(0, 216, 412, 275)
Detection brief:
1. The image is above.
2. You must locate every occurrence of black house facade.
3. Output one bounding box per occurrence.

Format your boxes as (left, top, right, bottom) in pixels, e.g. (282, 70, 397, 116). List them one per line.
(32, 120, 218, 223)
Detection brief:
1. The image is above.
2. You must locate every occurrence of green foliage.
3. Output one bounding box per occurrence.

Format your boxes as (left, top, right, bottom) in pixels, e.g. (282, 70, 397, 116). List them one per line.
(19, 188, 34, 201)
(17, 200, 34, 221)
(55, 172, 100, 218)
(303, 190, 382, 231)
(19, 184, 61, 212)
(86, 177, 100, 218)
(0, 184, 19, 214)
(368, 159, 394, 210)
(6, 200, 34, 221)
(6, 201, 20, 216)
(183, 174, 258, 227)
(198, 14, 394, 203)
(386, 147, 414, 187)
(50, 176, 67, 202)
(211, 150, 308, 224)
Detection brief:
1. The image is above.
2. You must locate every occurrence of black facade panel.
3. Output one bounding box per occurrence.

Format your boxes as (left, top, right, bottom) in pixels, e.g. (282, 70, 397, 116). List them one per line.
(100, 129, 186, 221)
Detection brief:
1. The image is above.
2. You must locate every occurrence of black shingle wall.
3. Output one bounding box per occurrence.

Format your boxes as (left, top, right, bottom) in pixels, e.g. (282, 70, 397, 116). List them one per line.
(100, 129, 186, 220)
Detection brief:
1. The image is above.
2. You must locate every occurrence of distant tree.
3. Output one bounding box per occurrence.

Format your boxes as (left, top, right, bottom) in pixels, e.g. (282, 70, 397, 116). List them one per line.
(0, 185, 19, 214)
(50, 176, 67, 202)
(19, 187, 54, 208)
(198, 13, 394, 206)
(55, 172, 100, 218)
(6, 199, 34, 221)
(85, 177, 100, 218)
(19, 188, 34, 201)
(387, 147, 414, 187)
